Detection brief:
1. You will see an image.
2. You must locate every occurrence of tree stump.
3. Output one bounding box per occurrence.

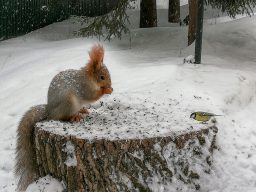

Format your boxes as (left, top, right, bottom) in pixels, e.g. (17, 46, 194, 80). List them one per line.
(34, 95, 218, 191)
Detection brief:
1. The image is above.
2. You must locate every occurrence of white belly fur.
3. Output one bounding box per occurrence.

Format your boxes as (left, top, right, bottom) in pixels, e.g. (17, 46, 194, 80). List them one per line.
(71, 94, 90, 114)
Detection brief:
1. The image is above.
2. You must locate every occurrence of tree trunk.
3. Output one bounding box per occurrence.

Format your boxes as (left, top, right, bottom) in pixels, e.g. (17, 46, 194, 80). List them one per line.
(168, 0, 180, 23)
(188, 0, 197, 45)
(34, 123, 218, 191)
(140, 0, 157, 28)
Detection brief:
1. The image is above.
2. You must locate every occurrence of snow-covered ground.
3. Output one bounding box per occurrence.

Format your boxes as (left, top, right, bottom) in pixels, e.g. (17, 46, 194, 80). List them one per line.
(0, 3, 256, 192)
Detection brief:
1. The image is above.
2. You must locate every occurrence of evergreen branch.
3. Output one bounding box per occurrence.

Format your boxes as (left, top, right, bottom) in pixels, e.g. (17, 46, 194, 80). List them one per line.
(76, 0, 134, 41)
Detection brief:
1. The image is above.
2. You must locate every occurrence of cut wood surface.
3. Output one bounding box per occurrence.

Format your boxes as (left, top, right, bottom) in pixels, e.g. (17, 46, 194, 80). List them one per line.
(35, 95, 218, 191)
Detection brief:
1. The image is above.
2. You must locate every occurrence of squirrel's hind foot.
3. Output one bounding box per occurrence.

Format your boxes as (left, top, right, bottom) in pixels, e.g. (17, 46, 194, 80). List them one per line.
(70, 114, 83, 123)
(70, 108, 89, 122)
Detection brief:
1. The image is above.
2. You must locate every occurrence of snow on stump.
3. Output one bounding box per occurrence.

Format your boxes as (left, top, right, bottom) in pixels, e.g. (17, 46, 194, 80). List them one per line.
(35, 95, 218, 191)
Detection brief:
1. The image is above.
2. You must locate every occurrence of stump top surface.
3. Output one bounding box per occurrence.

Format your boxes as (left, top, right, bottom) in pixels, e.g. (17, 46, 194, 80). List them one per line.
(37, 95, 214, 141)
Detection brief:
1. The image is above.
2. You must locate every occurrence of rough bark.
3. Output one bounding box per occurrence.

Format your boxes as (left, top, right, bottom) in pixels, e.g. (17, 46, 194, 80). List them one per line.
(168, 0, 180, 23)
(34, 124, 218, 192)
(188, 0, 197, 45)
(140, 0, 157, 28)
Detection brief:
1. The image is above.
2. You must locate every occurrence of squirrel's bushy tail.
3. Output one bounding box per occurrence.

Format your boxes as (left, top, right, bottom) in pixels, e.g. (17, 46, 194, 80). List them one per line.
(15, 105, 47, 191)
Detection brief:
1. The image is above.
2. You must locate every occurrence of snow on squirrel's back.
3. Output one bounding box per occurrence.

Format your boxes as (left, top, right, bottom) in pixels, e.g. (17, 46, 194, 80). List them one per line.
(37, 94, 214, 141)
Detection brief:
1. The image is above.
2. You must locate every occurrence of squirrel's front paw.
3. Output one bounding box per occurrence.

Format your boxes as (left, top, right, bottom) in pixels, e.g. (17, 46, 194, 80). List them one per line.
(103, 87, 113, 94)
(70, 114, 83, 123)
(79, 107, 89, 115)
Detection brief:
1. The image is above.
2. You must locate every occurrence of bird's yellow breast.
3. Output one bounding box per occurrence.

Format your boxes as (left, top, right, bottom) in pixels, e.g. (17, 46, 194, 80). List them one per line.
(195, 114, 211, 122)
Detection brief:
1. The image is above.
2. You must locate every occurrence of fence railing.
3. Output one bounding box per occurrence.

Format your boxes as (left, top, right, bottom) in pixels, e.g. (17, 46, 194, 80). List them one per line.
(0, 0, 118, 40)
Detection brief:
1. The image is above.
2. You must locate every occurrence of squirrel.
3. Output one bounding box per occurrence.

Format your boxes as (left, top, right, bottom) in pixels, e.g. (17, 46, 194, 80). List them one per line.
(15, 45, 113, 191)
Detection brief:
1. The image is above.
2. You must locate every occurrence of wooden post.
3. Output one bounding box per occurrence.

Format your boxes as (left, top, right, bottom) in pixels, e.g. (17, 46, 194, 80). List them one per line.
(194, 0, 204, 64)
(188, 0, 197, 46)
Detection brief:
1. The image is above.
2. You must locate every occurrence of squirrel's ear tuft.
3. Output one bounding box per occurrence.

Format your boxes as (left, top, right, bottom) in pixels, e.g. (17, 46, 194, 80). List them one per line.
(86, 44, 104, 73)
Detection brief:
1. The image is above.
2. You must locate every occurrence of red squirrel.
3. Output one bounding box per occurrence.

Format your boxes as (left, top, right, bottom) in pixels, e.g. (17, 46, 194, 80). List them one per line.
(15, 45, 113, 191)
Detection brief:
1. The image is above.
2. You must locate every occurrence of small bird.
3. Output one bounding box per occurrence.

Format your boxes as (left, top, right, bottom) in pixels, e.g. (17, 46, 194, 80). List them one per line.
(190, 111, 222, 123)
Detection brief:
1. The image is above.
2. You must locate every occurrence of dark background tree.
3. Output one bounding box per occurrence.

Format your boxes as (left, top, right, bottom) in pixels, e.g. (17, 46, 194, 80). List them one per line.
(74, 0, 256, 41)
(140, 0, 157, 28)
(1, 0, 256, 41)
(168, 0, 180, 23)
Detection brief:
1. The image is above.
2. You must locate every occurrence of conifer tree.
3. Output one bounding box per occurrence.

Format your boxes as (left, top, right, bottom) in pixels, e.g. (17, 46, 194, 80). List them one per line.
(77, 0, 134, 41)
(206, 0, 256, 18)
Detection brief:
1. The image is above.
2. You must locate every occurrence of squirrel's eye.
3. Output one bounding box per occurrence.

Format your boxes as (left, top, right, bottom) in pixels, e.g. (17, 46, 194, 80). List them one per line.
(100, 75, 105, 80)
